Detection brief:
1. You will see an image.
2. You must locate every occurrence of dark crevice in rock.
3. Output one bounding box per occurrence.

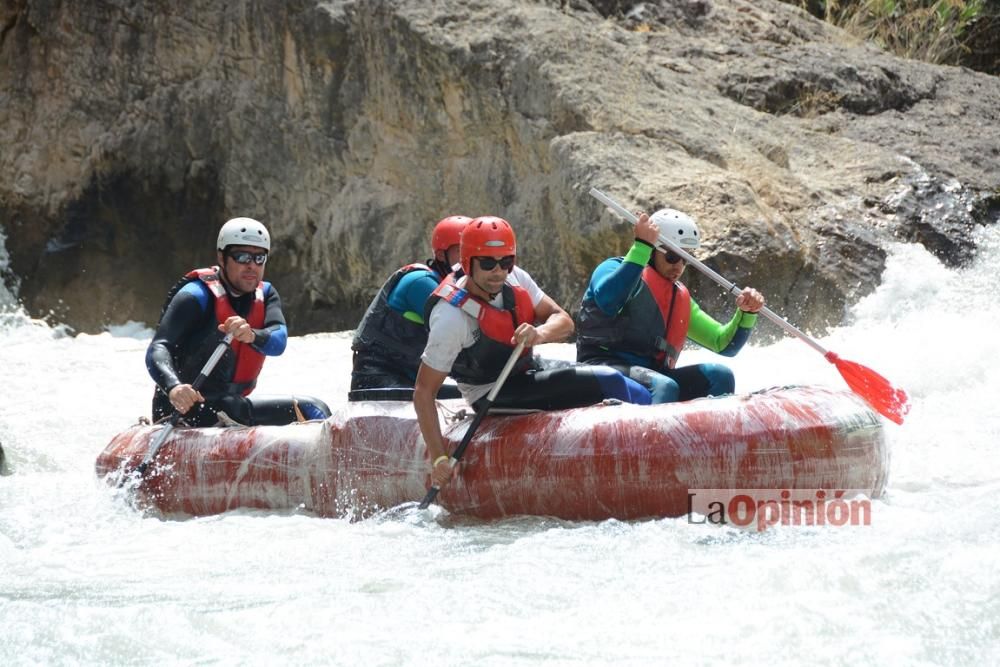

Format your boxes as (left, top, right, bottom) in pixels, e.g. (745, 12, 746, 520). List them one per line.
(587, 0, 712, 26)
(1, 10, 19, 49)
(16, 164, 224, 330)
(887, 177, 1000, 267)
(319, 9, 352, 156)
(720, 62, 935, 117)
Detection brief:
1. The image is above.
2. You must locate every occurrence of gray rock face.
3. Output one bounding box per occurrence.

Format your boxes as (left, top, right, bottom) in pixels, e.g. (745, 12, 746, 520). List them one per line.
(1, 0, 998, 336)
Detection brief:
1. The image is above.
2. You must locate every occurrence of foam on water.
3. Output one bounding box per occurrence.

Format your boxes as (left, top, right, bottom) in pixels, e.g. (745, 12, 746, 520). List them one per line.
(1, 233, 998, 665)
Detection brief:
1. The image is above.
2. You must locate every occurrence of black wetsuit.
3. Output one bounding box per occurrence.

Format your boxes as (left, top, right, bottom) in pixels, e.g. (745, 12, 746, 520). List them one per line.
(146, 273, 330, 426)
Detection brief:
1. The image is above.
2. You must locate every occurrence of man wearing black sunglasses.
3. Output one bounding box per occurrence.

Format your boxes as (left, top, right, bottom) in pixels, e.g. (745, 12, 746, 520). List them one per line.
(146, 217, 330, 426)
(415, 216, 651, 489)
(577, 207, 765, 404)
(348, 215, 470, 400)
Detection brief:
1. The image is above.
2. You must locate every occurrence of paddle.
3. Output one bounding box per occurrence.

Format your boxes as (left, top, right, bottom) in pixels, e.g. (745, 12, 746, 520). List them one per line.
(418, 340, 527, 509)
(589, 187, 910, 424)
(128, 333, 235, 482)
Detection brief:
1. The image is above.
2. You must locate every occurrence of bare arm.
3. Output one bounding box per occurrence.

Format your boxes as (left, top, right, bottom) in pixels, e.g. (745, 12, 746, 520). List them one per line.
(413, 362, 454, 488)
(513, 294, 574, 345)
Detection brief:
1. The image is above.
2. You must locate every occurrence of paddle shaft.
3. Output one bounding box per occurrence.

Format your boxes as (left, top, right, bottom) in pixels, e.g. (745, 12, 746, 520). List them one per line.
(134, 334, 235, 478)
(589, 188, 829, 356)
(418, 340, 527, 509)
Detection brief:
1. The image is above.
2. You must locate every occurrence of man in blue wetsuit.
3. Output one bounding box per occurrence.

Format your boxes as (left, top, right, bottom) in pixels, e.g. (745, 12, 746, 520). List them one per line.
(349, 215, 472, 398)
(577, 208, 765, 404)
(146, 217, 330, 426)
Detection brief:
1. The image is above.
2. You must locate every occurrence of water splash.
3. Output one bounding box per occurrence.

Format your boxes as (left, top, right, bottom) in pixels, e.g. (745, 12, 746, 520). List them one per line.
(1, 237, 998, 664)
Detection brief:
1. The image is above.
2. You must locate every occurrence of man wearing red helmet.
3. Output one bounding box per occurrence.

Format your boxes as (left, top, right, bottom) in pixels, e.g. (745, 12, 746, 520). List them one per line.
(349, 215, 471, 398)
(415, 216, 651, 488)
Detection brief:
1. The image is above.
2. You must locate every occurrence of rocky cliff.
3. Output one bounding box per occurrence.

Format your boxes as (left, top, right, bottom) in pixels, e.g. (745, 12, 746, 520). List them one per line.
(2, 0, 998, 335)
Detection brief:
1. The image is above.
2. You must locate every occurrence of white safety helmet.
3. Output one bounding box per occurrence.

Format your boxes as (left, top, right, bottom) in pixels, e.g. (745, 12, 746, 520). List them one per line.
(217, 217, 271, 252)
(650, 208, 700, 250)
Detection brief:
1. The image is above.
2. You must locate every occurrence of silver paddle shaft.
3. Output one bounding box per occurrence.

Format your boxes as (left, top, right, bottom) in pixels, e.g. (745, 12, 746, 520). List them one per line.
(588, 188, 828, 356)
(139, 333, 235, 469)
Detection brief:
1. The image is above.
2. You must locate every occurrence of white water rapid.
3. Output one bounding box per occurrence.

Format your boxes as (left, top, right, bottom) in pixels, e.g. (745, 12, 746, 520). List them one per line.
(1, 230, 998, 665)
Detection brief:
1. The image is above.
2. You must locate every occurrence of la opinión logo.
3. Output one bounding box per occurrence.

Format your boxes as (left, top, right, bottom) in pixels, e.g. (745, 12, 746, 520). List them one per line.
(687, 489, 872, 531)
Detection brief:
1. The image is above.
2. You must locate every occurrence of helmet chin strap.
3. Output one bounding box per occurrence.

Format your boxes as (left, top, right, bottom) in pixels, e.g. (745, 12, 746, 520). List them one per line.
(429, 258, 452, 278)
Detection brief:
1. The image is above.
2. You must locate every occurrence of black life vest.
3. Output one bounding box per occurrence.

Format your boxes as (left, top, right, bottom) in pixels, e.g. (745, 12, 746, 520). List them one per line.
(351, 263, 439, 375)
(577, 264, 691, 370)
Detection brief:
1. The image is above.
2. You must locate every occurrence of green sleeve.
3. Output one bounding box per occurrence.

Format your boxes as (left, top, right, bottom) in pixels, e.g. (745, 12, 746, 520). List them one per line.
(686, 298, 758, 353)
(623, 241, 653, 266)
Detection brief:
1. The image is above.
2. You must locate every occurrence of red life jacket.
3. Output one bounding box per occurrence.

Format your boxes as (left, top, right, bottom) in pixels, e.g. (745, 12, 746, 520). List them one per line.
(186, 267, 266, 396)
(425, 274, 535, 384)
(640, 266, 691, 369)
(576, 263, 691, 370)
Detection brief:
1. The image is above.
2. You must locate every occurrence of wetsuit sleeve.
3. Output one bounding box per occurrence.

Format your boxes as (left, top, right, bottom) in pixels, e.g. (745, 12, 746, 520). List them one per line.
(145, 282, 212, 392)
(251, 282, 287, 356)
(686, 298, 759, 356)
(388, 270, 441, 324)
(586, 241, 653, 316)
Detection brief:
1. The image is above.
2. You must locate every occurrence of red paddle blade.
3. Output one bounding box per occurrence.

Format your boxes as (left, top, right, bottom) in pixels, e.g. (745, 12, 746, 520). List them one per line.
(825, 352, 910, 425)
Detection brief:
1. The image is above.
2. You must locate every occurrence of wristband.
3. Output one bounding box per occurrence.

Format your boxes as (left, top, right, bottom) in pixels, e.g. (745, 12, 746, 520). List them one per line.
(433, 455, 450, 467)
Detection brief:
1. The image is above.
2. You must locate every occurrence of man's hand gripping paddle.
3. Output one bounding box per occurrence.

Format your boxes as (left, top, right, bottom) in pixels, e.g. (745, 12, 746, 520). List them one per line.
(119, 333, 236, 487)
(418, 340, 527, 509)
(589, 188, 909, 424)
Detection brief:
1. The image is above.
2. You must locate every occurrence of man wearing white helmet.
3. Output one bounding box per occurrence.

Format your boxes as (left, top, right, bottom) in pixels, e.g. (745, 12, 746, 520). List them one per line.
(576, 208, 765, 403)
(145, 217, 330, 426)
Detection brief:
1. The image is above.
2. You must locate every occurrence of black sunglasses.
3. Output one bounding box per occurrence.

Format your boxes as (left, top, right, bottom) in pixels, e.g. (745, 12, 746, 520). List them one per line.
(475, 255, 515, 271)
(662, 250, 685, 264)
(228, 250, 268, 266)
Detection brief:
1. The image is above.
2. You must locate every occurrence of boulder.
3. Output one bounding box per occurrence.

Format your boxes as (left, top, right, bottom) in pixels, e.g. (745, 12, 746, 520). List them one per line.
(1, 0, 998, 335)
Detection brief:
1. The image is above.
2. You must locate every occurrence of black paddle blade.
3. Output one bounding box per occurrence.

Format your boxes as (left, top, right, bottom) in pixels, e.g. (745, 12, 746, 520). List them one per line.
(418, 486, 440, 510)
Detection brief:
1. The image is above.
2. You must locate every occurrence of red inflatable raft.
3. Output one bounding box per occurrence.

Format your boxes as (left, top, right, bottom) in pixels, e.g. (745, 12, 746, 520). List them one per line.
(95, 386, 888, 521)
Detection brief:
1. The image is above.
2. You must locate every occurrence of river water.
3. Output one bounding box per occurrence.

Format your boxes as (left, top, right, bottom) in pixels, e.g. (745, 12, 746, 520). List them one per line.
(1, 231, 997, 665)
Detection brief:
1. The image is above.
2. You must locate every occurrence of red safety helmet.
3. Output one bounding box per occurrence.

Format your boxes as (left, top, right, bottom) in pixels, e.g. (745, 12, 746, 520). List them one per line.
(460, 216, 516, 275)
(431, 215, 472, 257)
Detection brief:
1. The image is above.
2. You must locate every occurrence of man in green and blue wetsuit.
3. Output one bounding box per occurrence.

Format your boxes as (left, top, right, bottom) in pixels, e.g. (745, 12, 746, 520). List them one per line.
(147, 217, 331, 426)
(576, 208, 765, 403)
(349, 215, 472, 398)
